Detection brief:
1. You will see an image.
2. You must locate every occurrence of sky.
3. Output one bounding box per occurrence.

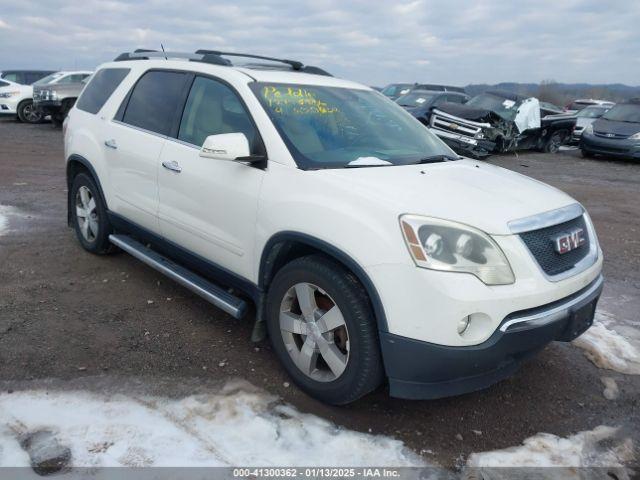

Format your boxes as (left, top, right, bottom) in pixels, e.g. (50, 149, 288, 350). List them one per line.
(1, 0, 639, 87)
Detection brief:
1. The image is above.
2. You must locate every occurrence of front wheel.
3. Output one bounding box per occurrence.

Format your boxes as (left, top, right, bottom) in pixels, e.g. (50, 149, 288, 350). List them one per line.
(544, 130, 566, 153)
(17, 100, 43, 124)
(266, 255, 384, 405)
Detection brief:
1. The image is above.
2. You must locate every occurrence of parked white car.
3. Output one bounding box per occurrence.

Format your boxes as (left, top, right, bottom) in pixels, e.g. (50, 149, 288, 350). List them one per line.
(64, 50, 603, 404)
(0, 78, 40, 122)
(0, 71, 93, 123)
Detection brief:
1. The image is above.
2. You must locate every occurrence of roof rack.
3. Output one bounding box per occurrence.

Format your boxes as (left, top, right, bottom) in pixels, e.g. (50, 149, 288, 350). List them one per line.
(113, 49, 332, 76)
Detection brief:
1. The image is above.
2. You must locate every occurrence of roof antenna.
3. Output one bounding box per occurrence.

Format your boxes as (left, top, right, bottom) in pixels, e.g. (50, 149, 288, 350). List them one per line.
(160, 43, 167, 60)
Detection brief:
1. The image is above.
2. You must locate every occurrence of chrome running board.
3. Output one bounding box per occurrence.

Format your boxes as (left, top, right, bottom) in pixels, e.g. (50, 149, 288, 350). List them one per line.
(109, 234, 247, 319)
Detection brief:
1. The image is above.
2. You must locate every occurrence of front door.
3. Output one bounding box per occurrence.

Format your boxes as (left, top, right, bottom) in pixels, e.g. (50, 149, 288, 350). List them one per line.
(158, 75, 266, 280)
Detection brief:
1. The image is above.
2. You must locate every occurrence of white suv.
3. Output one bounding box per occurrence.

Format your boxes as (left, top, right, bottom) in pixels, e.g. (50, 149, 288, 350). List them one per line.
(64, 50, 603, 404)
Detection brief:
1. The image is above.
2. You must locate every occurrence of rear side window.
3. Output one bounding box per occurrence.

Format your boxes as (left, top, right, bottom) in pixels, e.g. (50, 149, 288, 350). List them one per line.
(76, 68, 130, 114)
(121, 70, 188, 136)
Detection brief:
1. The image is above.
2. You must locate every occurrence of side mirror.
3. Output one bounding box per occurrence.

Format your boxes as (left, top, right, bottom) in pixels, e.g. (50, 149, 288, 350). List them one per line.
(199, 133, 250, 161)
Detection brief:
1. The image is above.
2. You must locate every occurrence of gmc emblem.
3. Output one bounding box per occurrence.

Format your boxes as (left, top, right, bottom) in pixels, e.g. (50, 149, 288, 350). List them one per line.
(553, 228, 586, 254)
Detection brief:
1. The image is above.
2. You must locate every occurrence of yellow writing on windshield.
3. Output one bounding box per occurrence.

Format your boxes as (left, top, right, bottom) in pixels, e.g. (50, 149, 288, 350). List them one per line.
(262, 86, 339, 115)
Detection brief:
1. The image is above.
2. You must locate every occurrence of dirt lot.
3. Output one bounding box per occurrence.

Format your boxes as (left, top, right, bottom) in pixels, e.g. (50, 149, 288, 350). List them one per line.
(0, 117, 639, 468)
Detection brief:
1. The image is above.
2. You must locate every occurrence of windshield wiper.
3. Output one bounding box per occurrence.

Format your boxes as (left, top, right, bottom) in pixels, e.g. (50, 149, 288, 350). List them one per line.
(416, 154, 461, 164)
(345, 157, 393, 168)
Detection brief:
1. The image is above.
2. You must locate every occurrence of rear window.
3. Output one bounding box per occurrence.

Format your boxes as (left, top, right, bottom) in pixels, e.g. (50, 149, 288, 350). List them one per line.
(120, 70, 189, 136)
(76, 68, 130, 114)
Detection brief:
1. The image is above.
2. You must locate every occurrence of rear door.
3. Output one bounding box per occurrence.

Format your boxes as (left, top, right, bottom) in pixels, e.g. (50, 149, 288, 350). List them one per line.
(157, 74, 266, 280)
(106, 69, 191, 232)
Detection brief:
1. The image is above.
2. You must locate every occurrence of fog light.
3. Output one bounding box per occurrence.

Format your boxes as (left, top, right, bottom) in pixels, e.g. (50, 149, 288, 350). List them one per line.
(457, 316, 470, 335)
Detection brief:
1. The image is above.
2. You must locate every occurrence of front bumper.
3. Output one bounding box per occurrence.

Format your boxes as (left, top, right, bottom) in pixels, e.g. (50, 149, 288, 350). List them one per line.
(382, 275, 603, 399)
(580, 133, 640, 159)
(34, 100, 62, 114)
(431, 128, 496, 159)
(0, 97, 20, 115)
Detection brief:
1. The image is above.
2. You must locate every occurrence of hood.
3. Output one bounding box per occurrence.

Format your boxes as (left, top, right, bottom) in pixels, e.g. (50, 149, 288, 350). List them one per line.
(592, 118, 640, 137)
(576, 117, 596, 128)
(319, 160, 575, 235)
(436, 102, 503, 124)
(401, 105, 428, 117)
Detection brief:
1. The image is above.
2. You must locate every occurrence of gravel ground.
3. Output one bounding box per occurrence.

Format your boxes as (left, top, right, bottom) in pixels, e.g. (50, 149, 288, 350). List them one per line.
(0, 117, 638, 468)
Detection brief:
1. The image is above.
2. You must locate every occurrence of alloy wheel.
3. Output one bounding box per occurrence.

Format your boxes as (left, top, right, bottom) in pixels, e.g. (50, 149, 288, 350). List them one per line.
(75, 186, 99, 242)
(23, 103, 42, 123)
(279, 282, 350, 382)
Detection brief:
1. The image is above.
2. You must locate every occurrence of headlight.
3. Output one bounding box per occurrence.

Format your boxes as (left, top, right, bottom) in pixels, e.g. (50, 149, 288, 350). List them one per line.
(629, 132, 640, 140)
(0, 91, 20, 98)
(584, 124, 594, 135)
(400, 215, 515, 285)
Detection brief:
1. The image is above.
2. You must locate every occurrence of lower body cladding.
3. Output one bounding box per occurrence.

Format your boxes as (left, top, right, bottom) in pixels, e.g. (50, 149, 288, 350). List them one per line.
(380, 275, 602, 399)
(581, 133, 640, 159)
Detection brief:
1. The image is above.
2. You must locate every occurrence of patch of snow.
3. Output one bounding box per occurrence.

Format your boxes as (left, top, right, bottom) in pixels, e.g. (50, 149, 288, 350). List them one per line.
(601, 377, 620, 400)
(0, 206, 8, 236)
(573, 312, 640, 375)
(466, 426, 634, 477)
(0, 380, 423, 468)
(0, 205, 28, 236)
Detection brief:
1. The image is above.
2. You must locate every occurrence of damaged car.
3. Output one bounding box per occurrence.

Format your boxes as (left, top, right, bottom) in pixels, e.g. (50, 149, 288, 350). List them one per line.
(429, 90, 576, 158)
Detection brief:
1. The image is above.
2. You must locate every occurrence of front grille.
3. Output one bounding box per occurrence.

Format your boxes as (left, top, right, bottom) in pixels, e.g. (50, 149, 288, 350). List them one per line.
(519, 215, 590, 277)
(430, 114, 481, 139)
(594, 131, 628, 139)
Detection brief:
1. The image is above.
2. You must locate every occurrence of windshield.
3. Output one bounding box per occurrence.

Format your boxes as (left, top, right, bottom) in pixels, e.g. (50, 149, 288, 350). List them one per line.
(466, 93, 522, 120)
(34, 72, 64, 85)
(577, 106, 609, 118)
(602, 104, 640, 123)
(396, 92, 436, 107)
(251, 83, 456, 169)
(381, 84, 412, 98)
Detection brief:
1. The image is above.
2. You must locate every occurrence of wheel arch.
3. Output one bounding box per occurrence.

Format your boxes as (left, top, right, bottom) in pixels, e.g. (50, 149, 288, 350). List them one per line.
(66, 154, 108, 226)
(259, 232, 389, 332)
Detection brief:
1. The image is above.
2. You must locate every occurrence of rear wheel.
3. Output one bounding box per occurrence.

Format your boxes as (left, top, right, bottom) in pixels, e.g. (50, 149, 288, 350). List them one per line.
(17, 100, 43, 124)
(266, 255, 384, 405)
(70, 173, 114, 254)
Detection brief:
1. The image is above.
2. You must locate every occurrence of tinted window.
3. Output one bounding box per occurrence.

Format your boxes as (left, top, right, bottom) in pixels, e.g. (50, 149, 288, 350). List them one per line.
(2, 73, 21, 83)
(178, 76, 258, 149)
(122, 71, 188, 136)
(76, 68, 130, 114)
(0, 80, 9, 88)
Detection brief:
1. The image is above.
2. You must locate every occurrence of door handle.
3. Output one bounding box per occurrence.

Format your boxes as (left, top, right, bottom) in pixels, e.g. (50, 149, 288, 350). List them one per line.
(104, 139, 117, 149)
(162, 160, 182, 173)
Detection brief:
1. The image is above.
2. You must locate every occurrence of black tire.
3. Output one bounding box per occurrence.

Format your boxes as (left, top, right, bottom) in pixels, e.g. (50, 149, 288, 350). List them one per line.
(266, 255, 384, 405)
(543, 130, 567, 153)
(70, 173, 115, 254)
(51, 113, 64, 128)
(17, 100, 43, 124)
(581, 149, 595, 159)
